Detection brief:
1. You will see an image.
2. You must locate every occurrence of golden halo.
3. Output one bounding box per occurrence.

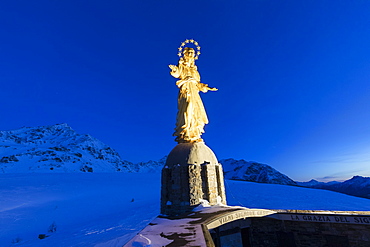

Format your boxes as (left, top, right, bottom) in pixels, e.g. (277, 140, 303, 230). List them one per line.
(177, 39, 201, 60)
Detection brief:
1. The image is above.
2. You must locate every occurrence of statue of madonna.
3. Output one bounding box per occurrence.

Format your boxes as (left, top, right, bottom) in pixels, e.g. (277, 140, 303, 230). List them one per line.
(169, 46, 217, 143)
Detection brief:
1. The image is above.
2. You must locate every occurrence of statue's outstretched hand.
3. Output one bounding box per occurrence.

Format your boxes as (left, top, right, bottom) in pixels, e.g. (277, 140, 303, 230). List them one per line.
(200, 85, 218, 93)
(169, 65, 177, 72)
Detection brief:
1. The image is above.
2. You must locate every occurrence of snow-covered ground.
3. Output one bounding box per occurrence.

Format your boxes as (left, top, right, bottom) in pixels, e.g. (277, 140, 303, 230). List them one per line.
(0, 173, 160, 247)
(1, 173, 370, 247)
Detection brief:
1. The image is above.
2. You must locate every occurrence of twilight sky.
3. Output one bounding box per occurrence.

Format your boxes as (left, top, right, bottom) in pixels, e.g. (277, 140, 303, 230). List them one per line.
(1, 0, 369, 181)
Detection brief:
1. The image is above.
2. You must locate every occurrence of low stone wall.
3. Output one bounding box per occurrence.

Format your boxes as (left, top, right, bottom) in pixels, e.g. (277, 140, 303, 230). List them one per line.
(211, 210, 370, 247)
(248, 217, 370, 247)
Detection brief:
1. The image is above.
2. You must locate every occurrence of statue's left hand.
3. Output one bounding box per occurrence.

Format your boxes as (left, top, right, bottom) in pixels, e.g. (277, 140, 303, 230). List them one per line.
(201, 86, 218, 93)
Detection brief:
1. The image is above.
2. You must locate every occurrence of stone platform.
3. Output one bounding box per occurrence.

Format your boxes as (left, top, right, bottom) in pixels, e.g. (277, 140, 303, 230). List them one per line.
(123, 206, 370, 247)
(123, 206, 275, 247)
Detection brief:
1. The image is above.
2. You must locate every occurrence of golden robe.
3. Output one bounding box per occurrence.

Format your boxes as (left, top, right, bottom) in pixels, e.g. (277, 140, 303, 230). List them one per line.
(170, 62, 209, 143)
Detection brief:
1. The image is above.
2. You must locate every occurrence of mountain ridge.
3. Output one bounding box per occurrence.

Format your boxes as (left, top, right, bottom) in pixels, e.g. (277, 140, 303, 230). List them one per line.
(220, 158, 297, 185)
(0, 123, 131, 173)
(298, 175, 370, 199)
(1, 123, 369, 200)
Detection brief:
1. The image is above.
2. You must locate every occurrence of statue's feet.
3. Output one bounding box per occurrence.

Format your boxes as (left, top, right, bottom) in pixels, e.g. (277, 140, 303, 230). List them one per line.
(193, 138, 204, 143)
(175, 137, 204, 144)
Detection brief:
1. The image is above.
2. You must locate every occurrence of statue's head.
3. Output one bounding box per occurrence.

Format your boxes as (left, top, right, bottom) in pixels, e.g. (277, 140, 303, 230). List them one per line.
(183, 47, 195, 59)
(177, 39, 201, 61)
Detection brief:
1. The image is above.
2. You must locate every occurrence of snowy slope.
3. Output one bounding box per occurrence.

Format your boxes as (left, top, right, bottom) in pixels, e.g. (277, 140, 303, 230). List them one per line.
(1, 173, 370, 247)
(0, 173, 160, 247)
(221, 158, 296, 185)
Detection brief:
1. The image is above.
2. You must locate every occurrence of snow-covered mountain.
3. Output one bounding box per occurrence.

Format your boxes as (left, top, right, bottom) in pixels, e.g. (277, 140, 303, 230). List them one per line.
(0, 124, 298, 186)
(299, 176, 370, 199)
(0, 123, 136, 173)
(128, 156, 167, 173)
(220, 158, 297, 185)
(129, 157, 297, 186)
(132, 157, 297, 185)
(129, 157, 298, 186)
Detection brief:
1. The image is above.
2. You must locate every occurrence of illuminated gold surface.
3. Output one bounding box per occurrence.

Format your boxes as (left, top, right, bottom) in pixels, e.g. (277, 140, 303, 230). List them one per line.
(169, 40, 217, 143)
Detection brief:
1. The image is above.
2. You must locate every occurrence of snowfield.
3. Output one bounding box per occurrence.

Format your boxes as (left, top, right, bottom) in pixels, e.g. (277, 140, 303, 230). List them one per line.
(1, 173, 370, 247)
(0, 173, 160, 247)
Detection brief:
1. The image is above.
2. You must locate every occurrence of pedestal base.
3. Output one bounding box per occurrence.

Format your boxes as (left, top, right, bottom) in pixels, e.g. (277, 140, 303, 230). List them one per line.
(161, 142, 227, 216)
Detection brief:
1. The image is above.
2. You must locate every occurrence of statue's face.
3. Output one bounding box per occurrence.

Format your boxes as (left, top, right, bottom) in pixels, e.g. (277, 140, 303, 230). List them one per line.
(184, 49, 195, 58)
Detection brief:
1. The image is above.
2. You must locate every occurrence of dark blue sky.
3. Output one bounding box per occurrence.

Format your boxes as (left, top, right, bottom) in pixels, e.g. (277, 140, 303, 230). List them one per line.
(1, 0, 369, 181)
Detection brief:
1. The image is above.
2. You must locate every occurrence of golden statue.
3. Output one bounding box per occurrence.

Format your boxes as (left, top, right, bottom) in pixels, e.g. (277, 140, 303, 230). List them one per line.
(169, 39, 217, 143)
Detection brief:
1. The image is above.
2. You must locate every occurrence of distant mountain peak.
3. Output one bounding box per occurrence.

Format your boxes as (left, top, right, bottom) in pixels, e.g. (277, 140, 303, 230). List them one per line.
(349, 175, 368, 181)
(0, 124, 169, 174)
(0, 123, 77, 145)
(0, 123, 133, 173)
(220, 158, 296, 186)
(298, 175, 370, 199)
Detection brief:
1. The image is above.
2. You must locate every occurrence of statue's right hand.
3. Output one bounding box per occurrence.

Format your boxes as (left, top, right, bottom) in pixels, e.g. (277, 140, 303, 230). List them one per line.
(169, 65, 177, 71)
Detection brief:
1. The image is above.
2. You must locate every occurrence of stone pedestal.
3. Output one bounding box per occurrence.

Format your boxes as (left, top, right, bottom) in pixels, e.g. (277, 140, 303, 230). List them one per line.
(161, 142, 227, 216)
